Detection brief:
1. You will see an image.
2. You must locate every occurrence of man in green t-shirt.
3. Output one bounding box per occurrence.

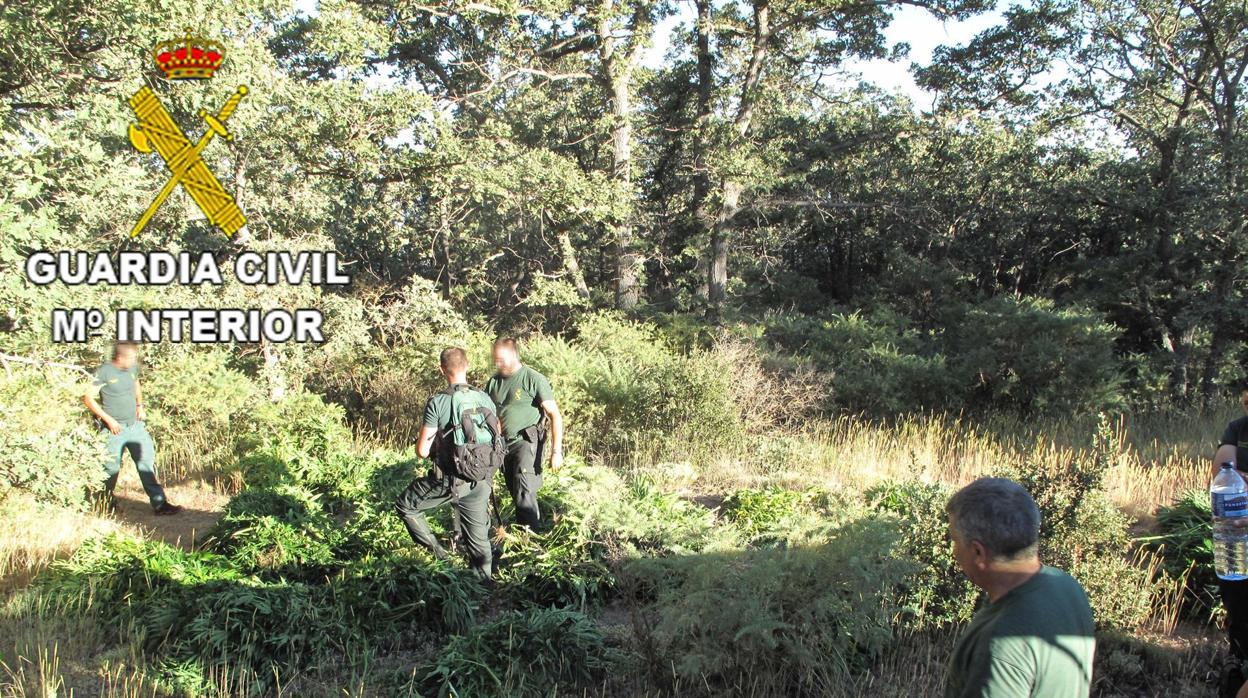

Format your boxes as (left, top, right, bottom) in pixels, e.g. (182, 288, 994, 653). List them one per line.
(82, 342, 181, 515)
(394, 347, 494, 578)
(944, 477, 1095, 698)
(485, 337, 564, 529)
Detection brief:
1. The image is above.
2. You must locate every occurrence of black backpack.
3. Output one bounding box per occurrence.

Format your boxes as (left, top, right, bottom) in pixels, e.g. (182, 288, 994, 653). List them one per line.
(437, 384, 506, 483)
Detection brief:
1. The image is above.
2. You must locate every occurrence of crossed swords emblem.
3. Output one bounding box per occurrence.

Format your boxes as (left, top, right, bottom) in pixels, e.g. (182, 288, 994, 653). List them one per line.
(126, 85, 248, 238)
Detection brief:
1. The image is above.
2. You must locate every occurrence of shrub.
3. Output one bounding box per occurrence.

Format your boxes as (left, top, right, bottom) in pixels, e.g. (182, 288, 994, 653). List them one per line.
(0, 364, 105, 508)
(332, 554, 484, 635)
(866, 481, 979, 630)
(939, 296, 1124, 415)
(631, 516, 915, 694)
(495, 521, 614, 612)
(549, 464, 738, 557)
(1001, 440, 1158, 631)
(1142, 489, 1217, 621)
(763, 308, 955, 415)
(524, 313, 788, 461)
(762, 297, 1125, 416)
(234, 391, 355, 490)
(203, 486, 347, 577)
(142, 348, 259, 479)
(416, 607, 614, 698)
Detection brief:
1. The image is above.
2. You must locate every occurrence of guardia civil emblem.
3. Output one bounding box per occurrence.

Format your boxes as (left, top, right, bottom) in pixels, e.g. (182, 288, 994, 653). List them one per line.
(126, 29, 248, 238)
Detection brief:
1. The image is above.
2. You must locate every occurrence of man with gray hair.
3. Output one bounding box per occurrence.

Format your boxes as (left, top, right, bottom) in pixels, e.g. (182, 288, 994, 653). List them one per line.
(944, 477, 1095, 698)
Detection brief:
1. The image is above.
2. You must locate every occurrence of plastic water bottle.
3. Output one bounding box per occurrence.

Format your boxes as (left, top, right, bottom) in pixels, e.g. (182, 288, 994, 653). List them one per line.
(1212, 462, 1248, 581)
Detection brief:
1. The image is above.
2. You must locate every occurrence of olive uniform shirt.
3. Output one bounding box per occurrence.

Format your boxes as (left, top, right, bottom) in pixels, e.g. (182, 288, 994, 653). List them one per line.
(945, 566, 1096, 698)
(92, 362, 140, 426)
(485, 366, 555, 442)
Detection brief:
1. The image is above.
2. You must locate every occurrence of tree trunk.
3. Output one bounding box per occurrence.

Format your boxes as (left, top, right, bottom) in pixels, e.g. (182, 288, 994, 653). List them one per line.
(558, 228, 591, 299)
(707, 0, 770, 318)
(436, 197, 454, 300)
(611, 75, 640, 308)
(597, 1, 652, 310)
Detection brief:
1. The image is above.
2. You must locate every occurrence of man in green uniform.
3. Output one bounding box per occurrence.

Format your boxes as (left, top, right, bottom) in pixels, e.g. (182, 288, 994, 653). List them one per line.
(485, 338, 564, 529)
(394, 347, 494, 578)
(82, 342, 181, 515)
(944, 477, 1095, 698)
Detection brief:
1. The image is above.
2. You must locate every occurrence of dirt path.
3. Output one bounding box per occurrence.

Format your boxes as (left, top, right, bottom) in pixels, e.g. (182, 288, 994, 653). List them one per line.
(112, 477, 230, 551)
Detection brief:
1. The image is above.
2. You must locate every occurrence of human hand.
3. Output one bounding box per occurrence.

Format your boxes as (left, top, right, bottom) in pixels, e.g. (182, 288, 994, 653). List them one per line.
(136, 405, 146, 421)
(105, 417, 122, 435)
(550, 448, 564, 470)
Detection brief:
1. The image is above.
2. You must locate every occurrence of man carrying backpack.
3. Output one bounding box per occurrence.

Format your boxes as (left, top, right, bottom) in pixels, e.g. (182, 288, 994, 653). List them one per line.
(395, 347, 504, 579)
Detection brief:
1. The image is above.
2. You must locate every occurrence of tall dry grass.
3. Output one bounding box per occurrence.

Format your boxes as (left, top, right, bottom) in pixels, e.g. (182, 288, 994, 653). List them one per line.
(618, 406, 1228, 521)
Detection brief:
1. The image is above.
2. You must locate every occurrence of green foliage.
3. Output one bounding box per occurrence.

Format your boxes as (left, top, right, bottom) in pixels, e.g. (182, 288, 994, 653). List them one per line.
(416, 608, 614, 698)
(332, 554, 484, 635)
(764, 298, 1124, 416)
(495, 521, 615, 612)
(234, 391, 355, 490)
(866, 481, 980, 629)
(1002, 440, 1156, 631)
(525, 314, 792, 461)
(550, 463, 738, 557)
(142, 349, 259, 477)
(939, 297, 1124, 415)
(764, 309, 956, 415)
(1142, 489, 1218, 621)
(722, 487, 810, 538)
(0, 365, 104, 508)
(633, 515, 916, 694)
(204, 486, 347, 576)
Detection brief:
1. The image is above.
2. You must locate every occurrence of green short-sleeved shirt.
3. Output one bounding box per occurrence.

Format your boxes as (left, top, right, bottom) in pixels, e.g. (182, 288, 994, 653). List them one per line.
(92, 362, 139, 426)
(945, 566, 1095, 698)
(485, 365, 554, 441)
(1220, 416, 1248, 473)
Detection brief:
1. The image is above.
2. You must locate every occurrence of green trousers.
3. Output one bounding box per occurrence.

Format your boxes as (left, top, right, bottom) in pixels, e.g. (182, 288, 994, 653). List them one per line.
(102, 421, 167, 509)
(504, 435, 544, 529)
(395, 475, 493, 578)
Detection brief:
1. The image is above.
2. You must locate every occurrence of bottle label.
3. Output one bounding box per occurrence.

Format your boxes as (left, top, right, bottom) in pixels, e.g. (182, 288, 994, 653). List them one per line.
(1213, 492, 1248, 517)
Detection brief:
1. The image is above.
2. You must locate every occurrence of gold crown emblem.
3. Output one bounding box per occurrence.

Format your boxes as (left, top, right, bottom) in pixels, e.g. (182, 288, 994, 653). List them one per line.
(152, 28, 225, 80)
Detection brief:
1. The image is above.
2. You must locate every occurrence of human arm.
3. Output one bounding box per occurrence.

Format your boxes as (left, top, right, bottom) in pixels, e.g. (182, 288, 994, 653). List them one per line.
(417, 424, 436, 459)
(134, 379, 146, 421)
(418, 396, 441, 460)
(1216, 420, 1242, 478)
(1216, 444, 1239, 478)
(541, 399, 563, 469)
(83, 383, 121, 435)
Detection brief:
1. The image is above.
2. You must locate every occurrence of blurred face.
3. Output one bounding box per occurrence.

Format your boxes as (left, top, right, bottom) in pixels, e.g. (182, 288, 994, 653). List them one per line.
(1241, 390, 1248, 413)
(493, 345, 520, 377)
(113, 345, 138, 369)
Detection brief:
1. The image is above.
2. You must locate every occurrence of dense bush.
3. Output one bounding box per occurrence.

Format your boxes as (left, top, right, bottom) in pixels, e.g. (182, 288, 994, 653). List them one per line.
(524, 313, 792, 460)
(204, 486, 348, 577)
(939, 296, 1124, 415)
(763, 297, 1124, 416)
(234, 391, 355, 490)
(0, 365, 105, 508)
(764, 308, 956, 415)
(866, 481, 980, 629)
(631, 515, 915, 694)
(1003, 442, 1157, 631)
(416, 607, 614, 698)
(142, 349, 260, 479)
(550, 464, 738, 557)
